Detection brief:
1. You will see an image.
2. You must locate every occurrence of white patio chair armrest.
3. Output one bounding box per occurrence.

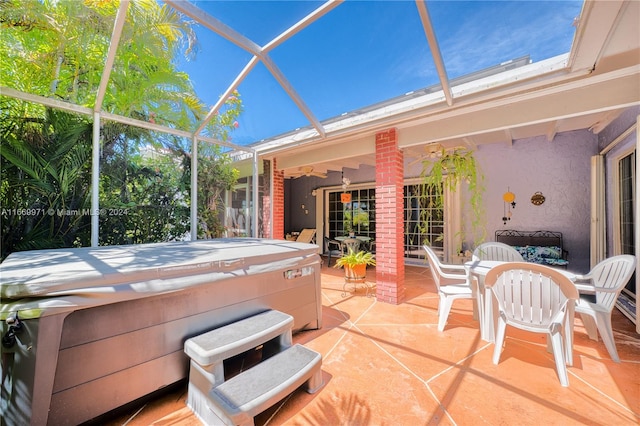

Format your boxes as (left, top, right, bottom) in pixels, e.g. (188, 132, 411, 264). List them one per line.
(439, 270, 468, 280)
(440, 264, 467, 272)
(572, 273, 593, 283)
(590, 286, 620, 294)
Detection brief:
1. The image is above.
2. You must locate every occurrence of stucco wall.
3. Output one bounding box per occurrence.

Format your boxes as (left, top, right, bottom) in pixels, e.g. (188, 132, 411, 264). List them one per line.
(285, 129, 600, 272)
(472, 130, 598, 273)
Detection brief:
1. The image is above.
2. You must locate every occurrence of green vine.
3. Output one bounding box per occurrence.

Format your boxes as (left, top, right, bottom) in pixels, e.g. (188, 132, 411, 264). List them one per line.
(420, 148, 485, 252)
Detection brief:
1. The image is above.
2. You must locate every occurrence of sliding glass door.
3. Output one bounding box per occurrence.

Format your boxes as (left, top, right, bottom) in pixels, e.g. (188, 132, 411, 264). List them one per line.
(325, 182, 443, 260)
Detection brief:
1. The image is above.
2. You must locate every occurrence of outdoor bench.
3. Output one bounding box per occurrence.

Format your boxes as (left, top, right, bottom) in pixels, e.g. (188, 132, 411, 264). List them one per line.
(495, 229, 569, 267)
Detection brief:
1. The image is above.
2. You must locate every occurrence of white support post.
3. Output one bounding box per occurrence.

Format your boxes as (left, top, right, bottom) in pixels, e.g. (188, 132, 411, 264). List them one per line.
(91, 112, 100, 247)
(191, 137, 198, 241)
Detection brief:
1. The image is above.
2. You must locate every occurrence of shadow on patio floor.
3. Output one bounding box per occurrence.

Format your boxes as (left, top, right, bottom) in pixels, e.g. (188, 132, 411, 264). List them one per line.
(96, 265, 640, 425)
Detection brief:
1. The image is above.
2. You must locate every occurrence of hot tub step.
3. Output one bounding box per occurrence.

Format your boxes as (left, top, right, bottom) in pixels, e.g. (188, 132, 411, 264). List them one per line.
(185, 309, 303, 424)
(184, 309, 294, 368)
(207, 343, 323, 426)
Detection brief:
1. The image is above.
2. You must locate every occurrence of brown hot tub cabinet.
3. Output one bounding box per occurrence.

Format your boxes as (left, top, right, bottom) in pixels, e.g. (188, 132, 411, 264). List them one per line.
(0, 238, 322, 426)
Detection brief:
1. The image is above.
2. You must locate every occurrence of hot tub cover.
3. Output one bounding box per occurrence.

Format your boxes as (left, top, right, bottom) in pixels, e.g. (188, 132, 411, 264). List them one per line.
(0, 238, 319, 318)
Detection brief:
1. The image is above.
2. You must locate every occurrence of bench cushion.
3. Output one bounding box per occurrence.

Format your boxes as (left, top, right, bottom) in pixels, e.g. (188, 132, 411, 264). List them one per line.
(514, 245, 568, 266)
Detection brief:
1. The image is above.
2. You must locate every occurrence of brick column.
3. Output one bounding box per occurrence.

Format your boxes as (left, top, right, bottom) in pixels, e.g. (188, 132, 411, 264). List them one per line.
(261, 160, 271, 238)
(272, 159, 285, 240)
(375, 128, 405, 304)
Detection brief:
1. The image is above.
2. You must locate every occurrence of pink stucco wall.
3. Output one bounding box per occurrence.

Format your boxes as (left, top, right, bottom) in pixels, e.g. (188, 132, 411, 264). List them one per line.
(285, 128, 601, 274)
(472, 129, 598, 273)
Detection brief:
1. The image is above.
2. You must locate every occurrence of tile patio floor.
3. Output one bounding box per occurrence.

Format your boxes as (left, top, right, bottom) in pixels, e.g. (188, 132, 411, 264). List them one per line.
(99, 265, 639, 426)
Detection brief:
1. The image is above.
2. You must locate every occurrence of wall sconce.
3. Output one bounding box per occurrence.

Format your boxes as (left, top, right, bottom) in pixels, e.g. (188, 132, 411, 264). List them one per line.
(311, 189, 317, 197)
(502, 188, 516, 225)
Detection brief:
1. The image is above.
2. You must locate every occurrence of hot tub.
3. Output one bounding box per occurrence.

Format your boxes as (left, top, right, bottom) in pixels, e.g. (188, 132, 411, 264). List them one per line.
(0, 238, 322, 425)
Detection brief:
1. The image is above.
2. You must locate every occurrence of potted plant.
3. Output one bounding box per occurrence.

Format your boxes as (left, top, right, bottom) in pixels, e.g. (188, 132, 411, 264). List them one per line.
(334, 248, 376, 282)
(420, 147, 485, 253)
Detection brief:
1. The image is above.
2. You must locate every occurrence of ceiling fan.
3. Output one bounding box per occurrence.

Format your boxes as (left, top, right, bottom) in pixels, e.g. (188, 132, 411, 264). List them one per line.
(288, 166, 327, 179)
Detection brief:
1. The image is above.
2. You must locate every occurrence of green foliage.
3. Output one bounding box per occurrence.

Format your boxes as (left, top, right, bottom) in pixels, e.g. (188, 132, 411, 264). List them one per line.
(97, 129, 192, 245)
(334, 249, 376, 269)
(0, 108, 94, 258)
(0, 0, 243, 259)
(420, 148, 485, 250)
(194, 144, 239, 238)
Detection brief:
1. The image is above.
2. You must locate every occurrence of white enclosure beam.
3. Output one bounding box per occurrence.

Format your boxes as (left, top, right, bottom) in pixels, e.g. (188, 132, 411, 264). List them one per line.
(263, 1, 343, 53)
(165, 0, 262, 56)
(1, 86, 93, 116)
(94, 0, 129, 112)
(415, 0, 454, 106)
(195, 57, 260, 136)
(262, 56, 326, 138)
(190, 136, 198, 241)
(569, 0, 626, 71)
(91, 113, 101, 247)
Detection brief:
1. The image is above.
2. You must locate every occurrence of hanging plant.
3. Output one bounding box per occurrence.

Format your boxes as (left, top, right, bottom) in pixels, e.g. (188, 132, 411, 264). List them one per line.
(419, 147, 485, 251)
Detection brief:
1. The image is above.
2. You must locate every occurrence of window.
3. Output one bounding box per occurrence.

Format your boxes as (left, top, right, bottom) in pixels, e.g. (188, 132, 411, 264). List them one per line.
(404, 183, 443, 259)
(328, 189, 376, 240)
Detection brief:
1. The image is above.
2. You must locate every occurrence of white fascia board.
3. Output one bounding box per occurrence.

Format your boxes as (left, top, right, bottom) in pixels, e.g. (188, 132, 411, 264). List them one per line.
(397, 64, 640, 147)
(250, 54, 570, 153)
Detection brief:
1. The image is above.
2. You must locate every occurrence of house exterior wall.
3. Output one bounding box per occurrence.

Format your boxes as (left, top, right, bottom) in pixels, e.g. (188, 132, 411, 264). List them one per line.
(282, 128, 604, 276)
(285, 176, 323, 234)
(598, 106, 639, 258)
(473, 129, 598, 273)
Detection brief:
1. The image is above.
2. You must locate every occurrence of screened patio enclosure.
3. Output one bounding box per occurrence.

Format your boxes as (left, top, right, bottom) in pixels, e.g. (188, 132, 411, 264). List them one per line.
(1, 1, 639, 319)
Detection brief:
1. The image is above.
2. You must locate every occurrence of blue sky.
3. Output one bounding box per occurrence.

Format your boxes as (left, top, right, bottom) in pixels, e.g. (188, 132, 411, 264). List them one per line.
(177, 1, 583, 146)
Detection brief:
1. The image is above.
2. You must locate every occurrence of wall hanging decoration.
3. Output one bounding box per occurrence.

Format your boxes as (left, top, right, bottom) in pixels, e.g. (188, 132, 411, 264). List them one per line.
(340, 170, 351, 203)
(502, 188, 516, 225)
(531, 191, 546, 206)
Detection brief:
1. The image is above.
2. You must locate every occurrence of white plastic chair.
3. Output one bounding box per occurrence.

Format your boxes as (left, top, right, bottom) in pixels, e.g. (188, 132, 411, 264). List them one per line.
(485, 262, 579, 387)
(473, 241, 524, 262)
(574, 254, 636, 362)
(423, 245, 474, 332)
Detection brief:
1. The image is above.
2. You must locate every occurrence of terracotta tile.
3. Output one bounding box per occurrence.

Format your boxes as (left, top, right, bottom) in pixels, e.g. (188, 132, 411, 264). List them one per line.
(94, 266, 640, 426)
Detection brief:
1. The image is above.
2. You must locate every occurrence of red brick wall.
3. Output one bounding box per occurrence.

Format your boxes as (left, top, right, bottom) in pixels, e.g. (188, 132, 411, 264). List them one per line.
(272, 159, 285, 240)
(375, 128, 405, 304)
(261, 160, 271, 238)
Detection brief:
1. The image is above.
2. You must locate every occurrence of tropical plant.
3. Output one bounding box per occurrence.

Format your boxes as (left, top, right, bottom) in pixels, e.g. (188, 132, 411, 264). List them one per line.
(0, 0, 243, 258)
(0, 108, 94, 257)
(420, 148, 485, 251)
(193, 143, 240, 239)
(334, 249, 376, 269)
